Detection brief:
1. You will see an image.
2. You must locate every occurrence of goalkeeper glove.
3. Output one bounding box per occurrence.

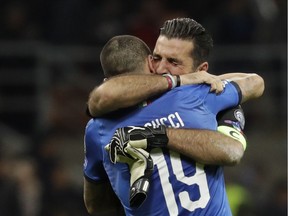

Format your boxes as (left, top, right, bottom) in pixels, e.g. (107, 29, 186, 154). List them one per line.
(124, 147, 154, 208)
(105, 125, 168, 207)
(125, 125, 169, 150)
(105, 135, 154, 208)
(105, 125, 169, 164)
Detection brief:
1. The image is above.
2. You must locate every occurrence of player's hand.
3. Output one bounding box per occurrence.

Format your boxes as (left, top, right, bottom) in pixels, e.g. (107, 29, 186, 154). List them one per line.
(105, 128, 155, 208)
(180, 71, 224, 94)
(106, 142, 154, 208)
(124, 146, 154, 208)
(123, 125, 169, 150)
(105, 125, 169, 163)
(105, 129, 130, 164)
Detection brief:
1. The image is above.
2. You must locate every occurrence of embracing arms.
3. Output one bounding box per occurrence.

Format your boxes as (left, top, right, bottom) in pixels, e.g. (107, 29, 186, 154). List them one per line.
(166, 128, 244, 165)
(107, 105, 246, 166)
(86, 72, 263, 167)
(218, 73, 265, 103)
(87, 72, 225, 117)
(88, 74, 167, 117)
(87, 72, 264, 117)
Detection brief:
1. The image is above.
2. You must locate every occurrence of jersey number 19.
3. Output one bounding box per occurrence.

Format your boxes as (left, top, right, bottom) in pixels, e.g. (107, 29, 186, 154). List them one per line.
(151, 149, 210, 215)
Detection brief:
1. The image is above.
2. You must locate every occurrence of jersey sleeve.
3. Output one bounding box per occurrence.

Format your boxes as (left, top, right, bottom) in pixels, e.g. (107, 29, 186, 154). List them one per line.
(83, 119, 108, 183)
(204, 81, 242, 114)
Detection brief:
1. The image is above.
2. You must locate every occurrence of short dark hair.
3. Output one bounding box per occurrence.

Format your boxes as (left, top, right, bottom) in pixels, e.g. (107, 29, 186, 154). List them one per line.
(100, 35, 151, 78)
(159, 18, 213, 68)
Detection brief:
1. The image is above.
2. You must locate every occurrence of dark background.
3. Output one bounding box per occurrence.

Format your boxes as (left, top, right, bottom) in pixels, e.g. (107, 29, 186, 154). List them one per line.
(0, 0, 286, 215)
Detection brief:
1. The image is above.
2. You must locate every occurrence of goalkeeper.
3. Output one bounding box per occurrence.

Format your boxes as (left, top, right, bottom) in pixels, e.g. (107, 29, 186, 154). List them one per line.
(83, 26, 264, 216)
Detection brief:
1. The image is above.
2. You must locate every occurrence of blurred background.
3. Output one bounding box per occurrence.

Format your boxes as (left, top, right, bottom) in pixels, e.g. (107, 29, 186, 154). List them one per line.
(0, 0, 286, 215)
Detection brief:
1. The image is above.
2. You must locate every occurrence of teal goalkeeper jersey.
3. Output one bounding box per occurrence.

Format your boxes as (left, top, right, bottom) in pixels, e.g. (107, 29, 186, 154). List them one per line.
(84, 81, 241, 216)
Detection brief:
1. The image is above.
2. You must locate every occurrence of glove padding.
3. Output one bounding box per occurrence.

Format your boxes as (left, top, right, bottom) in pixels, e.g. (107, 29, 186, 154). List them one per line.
(105, 133, 154, 208)
(106, 125, 168, 164)
(105, 128, 130, 164)
(124, 147, 153, 208)
(126, 125, 169, 150)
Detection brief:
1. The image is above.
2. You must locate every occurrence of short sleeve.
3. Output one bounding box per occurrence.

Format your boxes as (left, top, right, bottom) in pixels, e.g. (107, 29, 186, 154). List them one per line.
(83, 120, 108, 183)
(204, 81, 242, 114)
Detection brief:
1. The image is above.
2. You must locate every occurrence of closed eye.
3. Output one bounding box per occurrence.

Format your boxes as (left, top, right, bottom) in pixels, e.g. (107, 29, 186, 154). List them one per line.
(152, 55, 161, 61)
(167, 58, 180, 66)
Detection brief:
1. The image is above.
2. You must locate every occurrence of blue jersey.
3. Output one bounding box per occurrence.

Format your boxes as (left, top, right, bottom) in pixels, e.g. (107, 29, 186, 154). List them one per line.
(84, 82, 241, 216)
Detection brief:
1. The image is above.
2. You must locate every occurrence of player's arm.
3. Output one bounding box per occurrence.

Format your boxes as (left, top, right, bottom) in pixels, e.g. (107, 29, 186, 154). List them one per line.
(167, 105, 246, 165)
(87, 72, 224, 117)
(218, 73, 265, 103)
(125, 126, 244, 166)
(83, 123, 124, 215)
(109, 106, 246, 166)
(166, 128, 244, 165)
(84, 178, 123, 215)
(88, 74, 168, 117)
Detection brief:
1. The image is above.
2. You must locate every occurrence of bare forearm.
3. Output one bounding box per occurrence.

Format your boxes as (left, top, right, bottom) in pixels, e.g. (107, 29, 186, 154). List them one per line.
(218, 72, 248, 80)
(234, 73, 264, 103)
(88, 72, 227, 117)
(218, 73, 265, 103)
(166, 128, 244, 166)
(88, 74, 169, 117)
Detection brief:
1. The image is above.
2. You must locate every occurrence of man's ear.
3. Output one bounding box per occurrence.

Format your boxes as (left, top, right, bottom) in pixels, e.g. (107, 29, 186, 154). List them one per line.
(196, 62, 209, 72)
(148, 55, 155, 74)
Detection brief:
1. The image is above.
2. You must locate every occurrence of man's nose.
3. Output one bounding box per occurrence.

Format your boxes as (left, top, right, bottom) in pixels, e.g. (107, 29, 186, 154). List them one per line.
(156, 60, 169, 74)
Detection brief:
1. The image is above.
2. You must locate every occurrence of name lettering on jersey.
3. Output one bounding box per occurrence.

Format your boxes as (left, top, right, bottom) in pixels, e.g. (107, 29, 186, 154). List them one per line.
(144, 112, 184, 128)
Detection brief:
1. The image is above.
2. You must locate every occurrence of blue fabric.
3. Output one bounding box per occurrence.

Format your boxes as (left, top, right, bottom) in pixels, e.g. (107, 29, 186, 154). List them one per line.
(84, 82, 240, 216)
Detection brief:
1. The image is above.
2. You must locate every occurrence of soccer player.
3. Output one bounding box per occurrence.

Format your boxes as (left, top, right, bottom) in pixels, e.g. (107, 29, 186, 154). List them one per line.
(87, 18, 263, 118)
(83, 33, 263, 216)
